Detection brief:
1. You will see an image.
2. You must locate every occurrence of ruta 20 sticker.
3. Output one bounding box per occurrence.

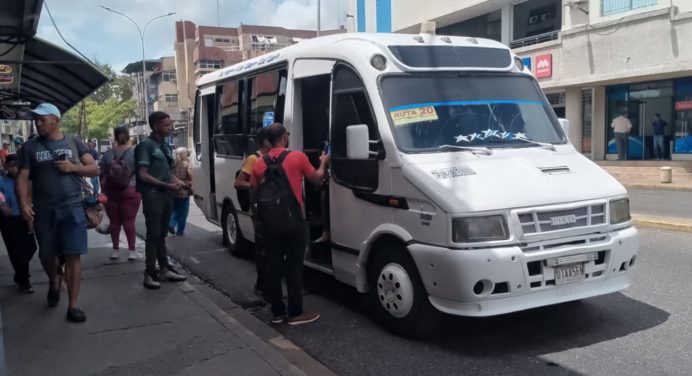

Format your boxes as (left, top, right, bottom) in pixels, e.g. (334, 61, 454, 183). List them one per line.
(390, 106, 438, 126)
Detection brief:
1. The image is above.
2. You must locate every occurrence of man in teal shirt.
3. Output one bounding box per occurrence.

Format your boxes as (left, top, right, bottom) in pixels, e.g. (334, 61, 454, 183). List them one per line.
(135, 111, 189, 289)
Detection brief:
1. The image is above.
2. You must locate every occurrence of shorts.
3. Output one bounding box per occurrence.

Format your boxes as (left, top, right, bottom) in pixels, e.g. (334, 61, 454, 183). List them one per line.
(34, 204, 88, 260)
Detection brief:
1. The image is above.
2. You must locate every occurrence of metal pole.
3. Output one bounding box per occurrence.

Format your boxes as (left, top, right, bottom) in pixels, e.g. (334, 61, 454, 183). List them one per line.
(99, 6, 176, 142)
(217, 0, 221, 27)
(317, 0, 321, 36)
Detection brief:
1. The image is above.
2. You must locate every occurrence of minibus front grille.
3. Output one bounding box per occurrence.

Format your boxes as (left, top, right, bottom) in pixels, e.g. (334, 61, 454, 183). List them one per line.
(519, 204, 606, 235)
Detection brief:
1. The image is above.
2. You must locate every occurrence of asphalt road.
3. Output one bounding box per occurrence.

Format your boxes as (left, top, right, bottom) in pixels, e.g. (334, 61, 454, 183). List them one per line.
(154, 208, 691, 376)
(628, 188, 692, 220)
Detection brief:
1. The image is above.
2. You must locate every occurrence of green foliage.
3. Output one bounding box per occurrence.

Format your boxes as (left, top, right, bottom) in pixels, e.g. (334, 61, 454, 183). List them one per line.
(86, 98, 136, 140)
(61, 60, 137, 139)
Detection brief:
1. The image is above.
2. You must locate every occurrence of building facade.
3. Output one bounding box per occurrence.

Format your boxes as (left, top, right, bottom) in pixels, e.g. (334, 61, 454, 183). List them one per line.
(174, 21, 345, 147)
(350, 0, 692, 160)
(122, 57, 186, 145)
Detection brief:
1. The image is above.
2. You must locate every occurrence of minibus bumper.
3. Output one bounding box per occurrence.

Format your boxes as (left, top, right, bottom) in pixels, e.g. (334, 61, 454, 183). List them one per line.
(407, 226, 638, 317)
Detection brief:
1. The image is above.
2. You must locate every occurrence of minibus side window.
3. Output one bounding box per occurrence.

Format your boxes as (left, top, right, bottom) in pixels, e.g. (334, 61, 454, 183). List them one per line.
(247, 69, 286, 152)
(331, 64, 381, 192)
(193, 90, 201, 158)
(214, 80, 245, 157)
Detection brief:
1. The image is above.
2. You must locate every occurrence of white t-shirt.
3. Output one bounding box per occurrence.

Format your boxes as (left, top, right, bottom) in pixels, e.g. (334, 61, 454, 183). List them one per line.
(611, 116, 632, 133)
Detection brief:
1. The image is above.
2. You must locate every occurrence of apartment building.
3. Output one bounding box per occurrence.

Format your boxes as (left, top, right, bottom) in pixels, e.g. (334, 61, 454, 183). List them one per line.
(174, 20, 345, 132)
(122, 57, 186, 145)
(350, 0, 692, 161)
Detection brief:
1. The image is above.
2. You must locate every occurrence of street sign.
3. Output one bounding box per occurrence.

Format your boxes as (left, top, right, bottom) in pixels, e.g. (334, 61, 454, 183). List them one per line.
(535, 54, 552, 78)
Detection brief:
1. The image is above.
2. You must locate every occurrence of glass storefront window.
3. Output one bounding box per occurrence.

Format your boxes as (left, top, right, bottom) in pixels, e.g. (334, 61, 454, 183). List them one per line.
(674, 77, 692, 154)
(438, 10, 501, 42)
(606, 80, 680, 160)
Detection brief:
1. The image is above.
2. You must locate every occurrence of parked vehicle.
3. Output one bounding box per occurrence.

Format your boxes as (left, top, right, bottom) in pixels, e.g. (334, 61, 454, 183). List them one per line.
(191, 30, 638, 337)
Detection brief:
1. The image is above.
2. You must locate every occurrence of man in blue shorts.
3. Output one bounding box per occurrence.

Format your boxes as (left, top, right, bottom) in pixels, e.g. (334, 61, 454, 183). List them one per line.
(16, 103, 99, 323)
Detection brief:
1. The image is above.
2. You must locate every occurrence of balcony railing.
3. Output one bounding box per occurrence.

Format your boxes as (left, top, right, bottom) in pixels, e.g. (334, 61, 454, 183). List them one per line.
(510, 30, 560, 49)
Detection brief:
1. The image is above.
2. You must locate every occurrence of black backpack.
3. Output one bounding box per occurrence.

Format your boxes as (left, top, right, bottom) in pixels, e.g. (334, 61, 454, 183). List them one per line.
(255, 150, 303, 237)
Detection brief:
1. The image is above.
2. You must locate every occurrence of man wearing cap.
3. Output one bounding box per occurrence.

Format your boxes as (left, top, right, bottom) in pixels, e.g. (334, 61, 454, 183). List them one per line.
(16, 103, 99, 323)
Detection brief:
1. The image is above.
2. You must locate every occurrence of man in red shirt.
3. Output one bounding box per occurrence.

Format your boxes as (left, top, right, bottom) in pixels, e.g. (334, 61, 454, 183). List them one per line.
(251, 123, 329, 325)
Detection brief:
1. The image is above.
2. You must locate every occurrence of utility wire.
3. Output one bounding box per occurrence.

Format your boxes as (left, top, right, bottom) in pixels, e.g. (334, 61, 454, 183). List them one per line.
(43, 0, 98, 66)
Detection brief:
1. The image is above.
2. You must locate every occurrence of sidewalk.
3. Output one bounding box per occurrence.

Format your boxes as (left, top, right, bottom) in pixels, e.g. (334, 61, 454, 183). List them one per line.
(0, 231, 313, 376)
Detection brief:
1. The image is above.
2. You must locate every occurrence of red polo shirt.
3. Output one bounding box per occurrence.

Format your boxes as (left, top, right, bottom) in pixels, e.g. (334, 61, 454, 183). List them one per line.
(250, 148, 315, 205)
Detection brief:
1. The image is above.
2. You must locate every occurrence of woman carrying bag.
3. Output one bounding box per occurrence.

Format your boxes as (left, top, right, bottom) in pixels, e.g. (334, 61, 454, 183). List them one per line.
(100, 126, 142, 260)
(169, 147, 193, 236)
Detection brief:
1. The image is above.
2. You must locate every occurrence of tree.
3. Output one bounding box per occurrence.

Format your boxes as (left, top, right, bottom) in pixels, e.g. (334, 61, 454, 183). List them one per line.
(60, 61, 136, 140)
(85, 98, 136, 140)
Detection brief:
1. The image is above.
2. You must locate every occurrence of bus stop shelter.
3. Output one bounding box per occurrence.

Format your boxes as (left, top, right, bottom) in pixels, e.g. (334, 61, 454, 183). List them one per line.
(0, 0, 108, 121)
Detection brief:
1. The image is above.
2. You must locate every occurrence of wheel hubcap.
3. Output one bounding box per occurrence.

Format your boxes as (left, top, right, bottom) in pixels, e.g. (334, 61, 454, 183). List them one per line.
(226, 213, 237, 245)
(376, 263, 414, 318)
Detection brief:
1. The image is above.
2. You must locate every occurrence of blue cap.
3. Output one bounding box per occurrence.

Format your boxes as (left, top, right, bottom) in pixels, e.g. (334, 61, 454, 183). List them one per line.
(30, 103, 61, 119)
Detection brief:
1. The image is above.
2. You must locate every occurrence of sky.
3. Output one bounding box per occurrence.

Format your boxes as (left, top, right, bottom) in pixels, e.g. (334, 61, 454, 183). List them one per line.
(38, 0, 349, 72)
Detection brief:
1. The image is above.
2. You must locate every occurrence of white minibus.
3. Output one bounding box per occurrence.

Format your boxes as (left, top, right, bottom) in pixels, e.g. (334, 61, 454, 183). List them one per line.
(191, 31, 638, 337)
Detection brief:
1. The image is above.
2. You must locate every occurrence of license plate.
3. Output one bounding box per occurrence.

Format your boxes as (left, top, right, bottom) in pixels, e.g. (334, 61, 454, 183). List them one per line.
(554, 263, 585, 285)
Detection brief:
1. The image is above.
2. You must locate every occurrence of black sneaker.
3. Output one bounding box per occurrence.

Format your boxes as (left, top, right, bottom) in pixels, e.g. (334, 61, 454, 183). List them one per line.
(47, 288, 60, 307)
(66, 308, 87, 323)
(143, 272, 161, 289)
(18, 282, 35, 294)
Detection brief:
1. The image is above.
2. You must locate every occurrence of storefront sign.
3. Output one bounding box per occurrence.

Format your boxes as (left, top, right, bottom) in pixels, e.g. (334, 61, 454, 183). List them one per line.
(0, 64, 14, 85)
(675, 101, 692, 111)
(521, 57, 532, 71)
(535, 54, 552, 78)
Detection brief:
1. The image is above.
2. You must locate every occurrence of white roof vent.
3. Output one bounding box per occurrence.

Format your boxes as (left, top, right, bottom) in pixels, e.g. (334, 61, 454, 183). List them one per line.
(420, 21, 436, 35)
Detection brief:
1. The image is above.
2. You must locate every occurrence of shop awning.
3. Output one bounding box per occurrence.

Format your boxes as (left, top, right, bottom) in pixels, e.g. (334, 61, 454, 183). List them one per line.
(0, 0, 109, 119)
(0, 37, 109, 118)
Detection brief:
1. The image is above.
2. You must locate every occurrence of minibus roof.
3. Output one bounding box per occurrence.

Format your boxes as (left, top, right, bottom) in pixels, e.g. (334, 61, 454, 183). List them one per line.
(197, 33, 516, 88)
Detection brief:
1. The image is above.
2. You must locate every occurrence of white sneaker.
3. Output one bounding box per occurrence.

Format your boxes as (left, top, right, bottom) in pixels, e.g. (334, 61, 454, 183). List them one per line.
(127, 251, 141, 260)
(109, 250, 119, 260)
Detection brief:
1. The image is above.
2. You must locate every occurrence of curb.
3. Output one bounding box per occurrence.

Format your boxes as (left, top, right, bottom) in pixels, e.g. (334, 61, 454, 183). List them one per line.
(177, 280, 309, 376)
(633, 217, 692, 233)
(624, 183, 692, 192)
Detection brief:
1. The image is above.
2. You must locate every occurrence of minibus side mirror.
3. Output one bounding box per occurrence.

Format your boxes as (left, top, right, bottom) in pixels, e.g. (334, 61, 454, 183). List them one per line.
(558, 118, 570, 135)
(346, 124, 370, 160)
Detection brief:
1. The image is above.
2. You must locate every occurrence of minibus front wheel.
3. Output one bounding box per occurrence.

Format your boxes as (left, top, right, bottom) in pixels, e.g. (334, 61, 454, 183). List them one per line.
(368, 244, 441, 338)
(221, 202, 250, 258)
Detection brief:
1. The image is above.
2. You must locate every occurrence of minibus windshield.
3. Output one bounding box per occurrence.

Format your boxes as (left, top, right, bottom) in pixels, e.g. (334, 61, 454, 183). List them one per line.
(381, 73, 566, 153)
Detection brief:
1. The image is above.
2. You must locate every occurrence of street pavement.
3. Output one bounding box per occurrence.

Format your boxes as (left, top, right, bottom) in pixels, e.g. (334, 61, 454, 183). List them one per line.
(0, 229, 331, 376)
(143, 203, 691, 376)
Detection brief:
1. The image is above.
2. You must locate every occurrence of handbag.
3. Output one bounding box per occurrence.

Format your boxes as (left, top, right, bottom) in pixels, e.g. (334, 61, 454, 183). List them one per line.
(38, 136, 104, 229)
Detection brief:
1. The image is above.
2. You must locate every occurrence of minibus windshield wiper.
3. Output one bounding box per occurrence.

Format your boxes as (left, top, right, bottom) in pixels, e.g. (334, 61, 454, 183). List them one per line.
(487, 136, 557, 151)
(438, 144, 493, 155)
(508, 137, 557, 151)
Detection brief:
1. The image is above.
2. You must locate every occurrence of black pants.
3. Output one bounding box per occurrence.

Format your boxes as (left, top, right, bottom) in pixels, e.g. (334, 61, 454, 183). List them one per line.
(253, 215, 266, 293)
(263, 223, 307, 317)
(0, 216, 37, 284)
(141, 190, 172, 275)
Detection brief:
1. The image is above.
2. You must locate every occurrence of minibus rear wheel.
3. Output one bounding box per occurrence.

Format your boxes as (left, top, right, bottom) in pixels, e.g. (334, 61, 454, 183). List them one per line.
(222, 202, 250, 258)
(368, 244, 440, 338)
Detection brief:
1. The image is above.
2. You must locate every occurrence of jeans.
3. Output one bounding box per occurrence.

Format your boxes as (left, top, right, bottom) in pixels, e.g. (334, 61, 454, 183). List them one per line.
(654, 135, 665, 160)
(141, 190, 173, 275)
(90, 176, 100, 195)
(263, 222, 308, 317)
(0, 216, 37, 284)
(104, 186, 141, 251)
(169, 196, 190, 235)
(615, 132, 629, 160)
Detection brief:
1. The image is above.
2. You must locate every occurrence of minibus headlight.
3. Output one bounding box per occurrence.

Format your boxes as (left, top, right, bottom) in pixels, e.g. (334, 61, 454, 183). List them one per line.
(610, 198, 631, 224)
(452, 215, 509, 243)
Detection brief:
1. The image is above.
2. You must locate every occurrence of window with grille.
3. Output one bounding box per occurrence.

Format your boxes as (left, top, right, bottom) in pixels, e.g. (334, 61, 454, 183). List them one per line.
(602, 0, 657, 16)
(199, 60, 222, 69)
(581, 89, 592, 154)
